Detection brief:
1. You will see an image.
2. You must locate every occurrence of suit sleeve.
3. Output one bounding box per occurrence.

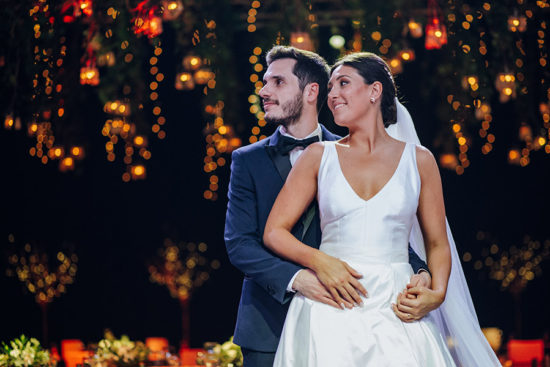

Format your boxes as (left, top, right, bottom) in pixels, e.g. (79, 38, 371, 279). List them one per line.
(224, 149, 302, 304)
(408, 245, 430, 275)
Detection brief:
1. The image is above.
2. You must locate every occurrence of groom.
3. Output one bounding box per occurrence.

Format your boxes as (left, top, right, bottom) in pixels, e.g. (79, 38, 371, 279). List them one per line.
(225, 46, 431, 366)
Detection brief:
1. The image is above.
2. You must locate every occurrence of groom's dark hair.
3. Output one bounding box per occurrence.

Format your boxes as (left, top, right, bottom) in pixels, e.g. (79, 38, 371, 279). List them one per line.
(266, 46, 330, 113)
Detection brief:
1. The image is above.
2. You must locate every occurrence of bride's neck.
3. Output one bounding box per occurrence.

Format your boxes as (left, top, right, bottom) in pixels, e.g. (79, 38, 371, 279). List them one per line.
(346, 116, 389, 152)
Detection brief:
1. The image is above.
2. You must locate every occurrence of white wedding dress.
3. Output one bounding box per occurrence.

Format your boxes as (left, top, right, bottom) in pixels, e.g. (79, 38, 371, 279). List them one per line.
(273, 141, 456, 366)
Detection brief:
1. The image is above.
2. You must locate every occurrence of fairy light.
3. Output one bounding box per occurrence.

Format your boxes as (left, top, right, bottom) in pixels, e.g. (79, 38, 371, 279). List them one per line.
(6, 239, 78, 306)
(247, 46, 267, 145)
(465, 232, 550, 296)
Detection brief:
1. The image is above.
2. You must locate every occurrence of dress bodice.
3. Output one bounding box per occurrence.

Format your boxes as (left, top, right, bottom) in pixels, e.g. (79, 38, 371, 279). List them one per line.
(317, 141, 421, 263)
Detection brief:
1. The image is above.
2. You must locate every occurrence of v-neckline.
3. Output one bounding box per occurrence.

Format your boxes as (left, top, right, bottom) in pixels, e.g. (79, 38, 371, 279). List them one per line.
(332, 141, 408, 203)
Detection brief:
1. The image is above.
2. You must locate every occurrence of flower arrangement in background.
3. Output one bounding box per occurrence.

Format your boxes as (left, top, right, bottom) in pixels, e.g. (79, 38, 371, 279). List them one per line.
(196, 337, 242, 367)
(92, 330, 149, 367)
(0, 335, 50, 367)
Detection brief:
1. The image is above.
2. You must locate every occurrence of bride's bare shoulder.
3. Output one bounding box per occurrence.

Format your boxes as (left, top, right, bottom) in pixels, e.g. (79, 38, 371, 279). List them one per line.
(414, 145, 440, 177)
(302, 141, 326, 158)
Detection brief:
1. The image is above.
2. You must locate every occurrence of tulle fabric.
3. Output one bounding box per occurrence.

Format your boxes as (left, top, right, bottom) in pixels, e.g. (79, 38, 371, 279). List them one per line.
(387, 100, 501, 367)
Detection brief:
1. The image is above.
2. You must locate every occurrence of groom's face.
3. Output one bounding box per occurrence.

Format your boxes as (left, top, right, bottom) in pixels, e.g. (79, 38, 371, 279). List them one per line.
(260, 58, 304, 127)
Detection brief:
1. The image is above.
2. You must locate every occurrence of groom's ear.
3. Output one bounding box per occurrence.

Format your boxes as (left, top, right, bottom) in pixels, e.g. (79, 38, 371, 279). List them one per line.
(305, 82, 319, 104)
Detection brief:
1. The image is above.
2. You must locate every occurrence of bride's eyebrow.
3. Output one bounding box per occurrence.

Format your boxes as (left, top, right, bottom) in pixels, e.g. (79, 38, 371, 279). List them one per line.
(328, 74, 350, 85)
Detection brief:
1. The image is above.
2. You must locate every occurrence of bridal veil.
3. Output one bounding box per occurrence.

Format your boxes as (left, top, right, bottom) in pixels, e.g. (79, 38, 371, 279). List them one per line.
(387, 99, 501, 367)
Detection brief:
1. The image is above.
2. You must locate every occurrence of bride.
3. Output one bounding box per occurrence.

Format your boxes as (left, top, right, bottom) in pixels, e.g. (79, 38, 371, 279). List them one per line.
(263, 52, 500, 366)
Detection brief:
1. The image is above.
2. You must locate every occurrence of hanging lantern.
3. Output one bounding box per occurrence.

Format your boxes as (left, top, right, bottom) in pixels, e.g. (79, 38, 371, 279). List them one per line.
(398, 49, 415, 62)
(78, 0, 93, 16)
(425, 18, 447, 50)
(425, 0, 447, 50)
(133, 4, 163, 38)
(408, 19, 423, 38)
(495, 72, 516, 103)
(439, 153, 459, 170)
(388, 58, 403, 74)
(290, 32, 315, 51)
(175, 72, 195, 90)
(80, 60, 99, 86)
(507, 15, 527, 32)
(161, 0, 183, 21)
(194, 69, 214, 85)
(183, 55, 202, 70)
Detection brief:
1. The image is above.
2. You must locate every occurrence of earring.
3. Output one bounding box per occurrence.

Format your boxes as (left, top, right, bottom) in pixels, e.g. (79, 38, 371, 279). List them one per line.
(370, 97, 375, 103)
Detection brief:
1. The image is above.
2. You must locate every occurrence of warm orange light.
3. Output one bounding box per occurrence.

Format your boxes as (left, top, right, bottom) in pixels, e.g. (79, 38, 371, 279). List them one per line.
(439, 153, 458, 169)
(408, 20, 423, 38)
(134, 136, 145, 146)
(131, 165, 146, 179)
(503, 87, 513, 96)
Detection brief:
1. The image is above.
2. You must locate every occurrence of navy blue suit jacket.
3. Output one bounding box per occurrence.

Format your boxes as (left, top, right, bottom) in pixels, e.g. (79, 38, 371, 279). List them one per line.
(224, 125, 427, 352)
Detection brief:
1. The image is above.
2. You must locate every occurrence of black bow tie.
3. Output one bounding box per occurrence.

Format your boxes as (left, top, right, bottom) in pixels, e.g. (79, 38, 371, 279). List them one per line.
(277, 134, 320, 155)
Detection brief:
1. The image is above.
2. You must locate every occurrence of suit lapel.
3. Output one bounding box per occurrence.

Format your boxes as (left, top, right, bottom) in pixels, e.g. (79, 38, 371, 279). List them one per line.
(264, 125, 340, 242)
(265, 145, 292, 182)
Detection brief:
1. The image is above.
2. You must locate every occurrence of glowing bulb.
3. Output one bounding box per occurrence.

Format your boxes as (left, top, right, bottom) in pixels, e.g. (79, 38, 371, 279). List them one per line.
(329, 35, 345, 49)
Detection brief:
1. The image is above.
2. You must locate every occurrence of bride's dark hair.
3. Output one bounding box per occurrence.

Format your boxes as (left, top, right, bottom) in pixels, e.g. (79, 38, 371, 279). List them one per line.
(331, 52, 397, 127)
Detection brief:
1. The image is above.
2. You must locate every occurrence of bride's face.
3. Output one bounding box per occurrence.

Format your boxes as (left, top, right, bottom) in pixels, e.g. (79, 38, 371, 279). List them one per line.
(327, 65, 373, 127)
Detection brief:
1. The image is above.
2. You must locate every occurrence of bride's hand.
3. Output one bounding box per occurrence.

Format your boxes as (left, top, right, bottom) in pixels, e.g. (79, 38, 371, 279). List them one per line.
(392, 286, 445, 322)
(312, 252, 367, 309)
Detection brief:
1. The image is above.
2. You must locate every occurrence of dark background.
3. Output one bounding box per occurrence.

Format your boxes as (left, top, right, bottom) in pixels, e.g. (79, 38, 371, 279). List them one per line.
(1, 1, 550, 350)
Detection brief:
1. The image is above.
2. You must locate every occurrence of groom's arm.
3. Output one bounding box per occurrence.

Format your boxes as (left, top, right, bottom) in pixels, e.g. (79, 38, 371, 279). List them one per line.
(225, 149, 304, 305)
(408, 246, 430, 275)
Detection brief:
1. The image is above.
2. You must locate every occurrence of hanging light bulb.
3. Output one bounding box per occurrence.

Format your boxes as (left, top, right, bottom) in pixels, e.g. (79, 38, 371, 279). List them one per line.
(425, 0, 447, 50)
(290, 32, 314, 51)
(329, 35, 345, 50)
(175, 72, 195, 90)
(507, 15, 527, 32)
(161, 0, 183, 20)
(408, 19, 423, 38)
(80, 60, 100, 86)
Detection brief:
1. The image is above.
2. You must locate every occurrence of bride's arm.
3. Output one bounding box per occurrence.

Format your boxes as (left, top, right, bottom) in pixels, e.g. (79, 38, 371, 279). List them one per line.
(394, 146, 451, 321)
(414, 147, 452, 298)
(416, 147, 451, 300)
(263, 142, 367, 308)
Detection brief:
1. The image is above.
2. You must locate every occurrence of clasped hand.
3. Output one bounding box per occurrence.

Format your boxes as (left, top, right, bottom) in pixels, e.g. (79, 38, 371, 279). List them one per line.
(312, 252, 367, 309)
(392, 272, 444, 322)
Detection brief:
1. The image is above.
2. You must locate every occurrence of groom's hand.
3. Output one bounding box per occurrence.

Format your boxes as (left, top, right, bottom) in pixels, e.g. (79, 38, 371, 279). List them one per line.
(292, 269, 349, 309)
